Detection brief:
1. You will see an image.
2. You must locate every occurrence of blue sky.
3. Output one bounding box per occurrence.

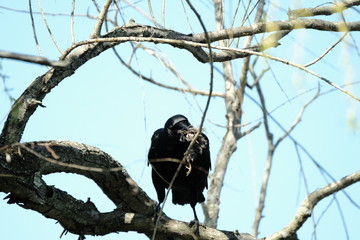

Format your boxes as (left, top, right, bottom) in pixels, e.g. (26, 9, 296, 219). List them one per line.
(1, 1, 359, 240)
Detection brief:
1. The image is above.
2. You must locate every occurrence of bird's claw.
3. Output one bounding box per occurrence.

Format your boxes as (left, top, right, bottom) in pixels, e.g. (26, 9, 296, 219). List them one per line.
(185, 163, 192, 176)
(189, 219, 204, 235)
(152, 203, 163, 223)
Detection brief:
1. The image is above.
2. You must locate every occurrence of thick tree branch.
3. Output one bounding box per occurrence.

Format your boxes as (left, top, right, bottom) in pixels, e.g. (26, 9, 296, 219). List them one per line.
(65, 18, 360, 63)
(205, 0, 243, 229)
(0, 141, 155, 214)
(194, 19, 360, 43)
(267, 170, 360, 240)
(0, 140, 265, 240)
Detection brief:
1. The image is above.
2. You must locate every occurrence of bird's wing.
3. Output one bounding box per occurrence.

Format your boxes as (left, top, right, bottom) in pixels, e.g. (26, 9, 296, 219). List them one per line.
(148, 128, 163, 165)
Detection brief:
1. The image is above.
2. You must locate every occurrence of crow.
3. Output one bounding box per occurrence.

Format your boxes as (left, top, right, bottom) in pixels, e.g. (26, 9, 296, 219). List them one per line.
(148, 114, 211, 234)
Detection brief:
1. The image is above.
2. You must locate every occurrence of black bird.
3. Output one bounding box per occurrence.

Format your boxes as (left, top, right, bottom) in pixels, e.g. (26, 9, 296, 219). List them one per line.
(148, 114, 211, 233)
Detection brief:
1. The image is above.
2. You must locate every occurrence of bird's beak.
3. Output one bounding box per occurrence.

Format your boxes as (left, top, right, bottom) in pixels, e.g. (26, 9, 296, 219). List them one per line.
(178, 126, 197, 142)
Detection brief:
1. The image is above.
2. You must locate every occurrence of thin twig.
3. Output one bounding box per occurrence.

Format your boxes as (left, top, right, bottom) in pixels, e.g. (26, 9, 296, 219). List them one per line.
(294, 143, 318, 240)
(215, 45, 360, 101)
(0, 50, 69, 67)
(252, 81, 273, 237)
(136, 43, 194, 89)
(147, 0, 159, 27)
(274, 84, 320, 148)
(70, 0, 76, 44)
(161, 0, 166, 28)
(37, 0, 63, 54)
(304, 31, 349, 67)
(180, 0, 195, 34)
(112, 48, 223, 97)
(122, 0, 162, 27)
(0, 5, 91, 18)
(28, 0, 44, 58)
(240, 121, 262, 137)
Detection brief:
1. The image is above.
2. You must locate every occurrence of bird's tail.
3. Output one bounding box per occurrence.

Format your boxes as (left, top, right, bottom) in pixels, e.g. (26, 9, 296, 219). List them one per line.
(172, 188, 205, 205)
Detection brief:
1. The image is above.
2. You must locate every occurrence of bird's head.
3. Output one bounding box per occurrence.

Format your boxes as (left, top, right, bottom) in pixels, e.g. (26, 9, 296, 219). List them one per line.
(164, 114, 192, 137)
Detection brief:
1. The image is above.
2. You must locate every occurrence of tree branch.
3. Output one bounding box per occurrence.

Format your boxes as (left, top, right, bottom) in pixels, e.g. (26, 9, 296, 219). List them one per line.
(205, 0, 241, 229)
(289, 0, 360, 18)
(0, 50, 69, 67)
(194, 19, 360, 43)
(267, 170, 360, 240)
(0, 141, 155, 213)
(90, 0, 113, 38)
(0, 140, 266, 240)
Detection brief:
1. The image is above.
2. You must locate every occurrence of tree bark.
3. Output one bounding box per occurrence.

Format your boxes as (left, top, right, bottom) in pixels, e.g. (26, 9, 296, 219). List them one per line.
(0, 140, 262, 240)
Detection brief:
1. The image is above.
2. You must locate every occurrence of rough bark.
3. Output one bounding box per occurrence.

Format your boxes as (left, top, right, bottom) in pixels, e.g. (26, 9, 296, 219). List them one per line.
(0, 140, 260, 240)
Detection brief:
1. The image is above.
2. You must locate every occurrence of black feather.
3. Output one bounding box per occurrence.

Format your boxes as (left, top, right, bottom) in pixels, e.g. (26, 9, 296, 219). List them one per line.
(148, 114, 211, 233)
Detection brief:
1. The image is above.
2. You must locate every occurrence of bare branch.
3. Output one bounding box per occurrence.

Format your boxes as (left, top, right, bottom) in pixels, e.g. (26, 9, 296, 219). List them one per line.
(0, 141, 154, 213)
(252, 81, 274, 237)
(113, 47, 224, 97)
(28, 0, 43, 58)
(122, 0, 162, 27)
(0, 50, 69, 67)
(304, 32, 348, 67)
(0, 5, 93, 18)
(289, 0, 360, 18)
(70, 0, 76, 44)
(211, 45, 360, 101)
(135, 43, 194, 89)
(194, 19, 360, 43)
(1, 137, 262, 240)
(205, 0, 240, 229)
(37, 0, 63, 54)
(90, 0, 112, 38)
(274, 86, 320, 148)
(0, 140, 262, 240)
(267, 170, 360, 240)
(240, 121, 262, 137)
(147, 0, 160, 27)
